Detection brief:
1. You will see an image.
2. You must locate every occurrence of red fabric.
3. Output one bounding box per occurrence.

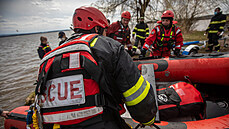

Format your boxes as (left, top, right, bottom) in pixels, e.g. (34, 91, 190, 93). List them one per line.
(143, 24, 183, 57)
(107, 21, 132, 49)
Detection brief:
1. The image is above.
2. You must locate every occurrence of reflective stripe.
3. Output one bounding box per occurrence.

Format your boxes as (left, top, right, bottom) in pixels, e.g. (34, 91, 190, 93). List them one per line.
(210, 20, 226, 24)
(220, 26, 224, 29)
(176, 29, 181, 35)
(216, 43, 220, 47)
(136, 35, 145, 39)
(41, 43, 91, 65)
(175, 45, 181, 48)
(42, 46, 50, 50)
(90, 38, 98, 47)
(123, 75, 150, 106)
(221, 20, 226, 23)
(144, 44, 149, 49)
(156, 27, 160, 32)
(79, 34, 94, 40)
(132, 32, 136, 35)
(116, 37, 123, 40)
(146, 28, 149, 31)
(137, 28, 146, 32)
(118, 29, 122, 32)
(208, 30, 218, 33)
(142, 116, 155, 126)
(43, 106, 103, 123)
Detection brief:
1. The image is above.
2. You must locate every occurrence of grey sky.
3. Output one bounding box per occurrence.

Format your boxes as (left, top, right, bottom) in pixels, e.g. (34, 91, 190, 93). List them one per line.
(0, 0, 100, 35)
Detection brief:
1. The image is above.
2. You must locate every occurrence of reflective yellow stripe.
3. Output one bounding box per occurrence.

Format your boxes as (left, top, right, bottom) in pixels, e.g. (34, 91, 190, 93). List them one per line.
(123, 75, 150, 106)
(161, 34, 164, 41)
(146, 28, 149, 31)
(42, 46, 50, 50)
(136, 35, 145, 39)
(146, 32, 149, 35)
(142, 116, 155, 126)
(134, 27, 138, 30)
(133, 32, 136, 35)
(220, 26, 224, 29)
(53, 124, 60, 129)
(137, 28, 146, 32)
(123, 75, 144, 97)
(208, 30, 218, 33)
(210, 21, 221, 24)
(133, 46, 138, 49)
(90, 38, 98, 47)
(216, 43, 220, 47)
(221, 20, 226, 23)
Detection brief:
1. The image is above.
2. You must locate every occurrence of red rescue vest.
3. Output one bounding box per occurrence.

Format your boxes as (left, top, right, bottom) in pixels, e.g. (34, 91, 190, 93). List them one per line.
(37, 34, 104, 125)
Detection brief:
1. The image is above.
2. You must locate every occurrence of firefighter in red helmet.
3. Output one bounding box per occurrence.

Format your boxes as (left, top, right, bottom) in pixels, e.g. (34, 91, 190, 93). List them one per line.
(141, 10, 183, 58)
(33, 6, 157, 129)
(107, 11, 133, 55)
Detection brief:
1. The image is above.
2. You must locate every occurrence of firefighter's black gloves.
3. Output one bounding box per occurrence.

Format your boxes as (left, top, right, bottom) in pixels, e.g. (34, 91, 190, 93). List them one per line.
(174, 49, 181, 57)
(140, 48, 147, 58)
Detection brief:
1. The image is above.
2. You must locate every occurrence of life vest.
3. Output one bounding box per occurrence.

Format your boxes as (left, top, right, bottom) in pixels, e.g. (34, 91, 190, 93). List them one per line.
(154, 25, 177, 50)
(110, 21, 131, 46)
(36, 34, 105, 126)
(39, 45, 51, 53)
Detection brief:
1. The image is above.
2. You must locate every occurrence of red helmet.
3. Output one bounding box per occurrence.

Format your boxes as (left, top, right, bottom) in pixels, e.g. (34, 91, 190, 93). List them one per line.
(73, 6, 109, 30)
(121, 11, 131, 19)
(161, 10, 174, 18)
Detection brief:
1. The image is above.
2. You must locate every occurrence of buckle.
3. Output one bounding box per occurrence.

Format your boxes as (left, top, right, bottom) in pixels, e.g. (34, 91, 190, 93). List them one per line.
(95, 94, 105, 107)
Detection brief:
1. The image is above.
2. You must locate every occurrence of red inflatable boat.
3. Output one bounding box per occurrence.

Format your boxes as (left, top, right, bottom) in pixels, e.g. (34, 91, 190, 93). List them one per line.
(134, 52, 229, 86)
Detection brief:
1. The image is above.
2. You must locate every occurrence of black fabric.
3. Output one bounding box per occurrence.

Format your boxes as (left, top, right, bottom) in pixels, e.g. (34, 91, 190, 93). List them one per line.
(35, 61, 48, 95)
(156, 82, 205, 121)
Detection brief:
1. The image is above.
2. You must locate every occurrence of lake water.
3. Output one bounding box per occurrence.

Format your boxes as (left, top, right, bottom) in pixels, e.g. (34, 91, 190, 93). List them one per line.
(0, 30, 73, 128)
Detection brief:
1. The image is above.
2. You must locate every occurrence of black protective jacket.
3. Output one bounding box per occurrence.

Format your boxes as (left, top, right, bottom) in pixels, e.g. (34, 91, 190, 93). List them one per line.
(206, 12, 226, 35)
(132, 22, 149, 39)
(90, 35, 157, 125)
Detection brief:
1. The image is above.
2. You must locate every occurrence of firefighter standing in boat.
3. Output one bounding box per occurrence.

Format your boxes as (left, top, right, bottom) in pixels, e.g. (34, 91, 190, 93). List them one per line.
(132, 17, 149, 49)
(141, 10, 183, 58)
(106, 11, 133, 55)
(205, 7, 226, 52)
(32, 6, 157, 129)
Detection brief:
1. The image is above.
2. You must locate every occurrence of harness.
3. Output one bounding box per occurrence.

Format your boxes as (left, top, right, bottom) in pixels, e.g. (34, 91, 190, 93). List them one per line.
(39, 45, 50, 53)
(155, 24, 176, 50)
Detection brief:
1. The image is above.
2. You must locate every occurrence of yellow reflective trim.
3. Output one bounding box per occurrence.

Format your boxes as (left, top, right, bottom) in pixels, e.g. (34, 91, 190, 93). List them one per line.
(208, 30, 218, 33)
(210, 21, 221, 24)
(53, 124, 60, 129)
(133, 46, 138, 49)
(216, 43, 220, 47)
(134, 27, 138, 30)
(136, 35, 145, 39)
(137, 28, 146, 32)
(221, 20, 226, 23)
(220, 26, 224, 29)
(125, 81, 150, 106)
(123, 75, 144, 97)
(142, 116, 155, 126)
(133, 32, 136, 35)
(146, 32, 149, 35)
(90, 38, 98, 47)
(146, 28, 149, 31)
(42, 46, 49, 50)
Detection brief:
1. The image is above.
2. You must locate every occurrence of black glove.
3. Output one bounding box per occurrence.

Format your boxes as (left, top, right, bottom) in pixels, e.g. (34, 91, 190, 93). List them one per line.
(174, 49, 181, 57)
(140, 48, 147, 57)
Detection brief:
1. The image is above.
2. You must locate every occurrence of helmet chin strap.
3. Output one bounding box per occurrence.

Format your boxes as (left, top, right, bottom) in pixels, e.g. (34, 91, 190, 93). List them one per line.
(74, 26, 104, 35)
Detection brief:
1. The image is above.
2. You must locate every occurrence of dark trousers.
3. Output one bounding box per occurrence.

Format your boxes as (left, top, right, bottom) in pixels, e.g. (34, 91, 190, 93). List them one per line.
(208, 33, 220, 51)
(134, 38, 145, 49)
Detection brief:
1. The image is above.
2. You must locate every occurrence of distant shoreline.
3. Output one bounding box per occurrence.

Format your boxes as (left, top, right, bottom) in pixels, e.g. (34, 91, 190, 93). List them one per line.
(0, 29, 71, 37)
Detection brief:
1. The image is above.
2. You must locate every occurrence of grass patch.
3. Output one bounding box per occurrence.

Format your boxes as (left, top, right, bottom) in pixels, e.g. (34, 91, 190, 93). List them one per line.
(183, 31, 208, 42)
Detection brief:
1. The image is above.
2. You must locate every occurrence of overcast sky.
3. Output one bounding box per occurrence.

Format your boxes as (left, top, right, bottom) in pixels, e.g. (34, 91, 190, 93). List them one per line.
(0, 0, 113, 35)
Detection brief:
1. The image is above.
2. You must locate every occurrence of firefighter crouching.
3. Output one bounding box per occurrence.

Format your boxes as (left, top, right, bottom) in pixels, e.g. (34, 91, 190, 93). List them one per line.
(106, 11, 133, 55)
(141, 10, 183, 58)
(32, 6, 157, 129)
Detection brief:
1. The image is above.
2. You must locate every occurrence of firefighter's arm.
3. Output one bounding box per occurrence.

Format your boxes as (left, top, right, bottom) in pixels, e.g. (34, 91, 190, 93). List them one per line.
(143, 29, 157, 50)
(146, 24, 149, 37)
(114, 46, 157, 126)
(219, 15, 226, 32)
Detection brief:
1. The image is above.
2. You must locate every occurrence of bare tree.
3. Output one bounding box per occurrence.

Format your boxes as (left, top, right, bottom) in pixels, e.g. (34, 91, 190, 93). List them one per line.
(161, 0, 219, 32)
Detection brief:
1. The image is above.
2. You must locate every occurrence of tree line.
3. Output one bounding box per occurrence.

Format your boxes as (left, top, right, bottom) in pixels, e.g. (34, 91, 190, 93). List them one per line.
(92, 0, 229, 33)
